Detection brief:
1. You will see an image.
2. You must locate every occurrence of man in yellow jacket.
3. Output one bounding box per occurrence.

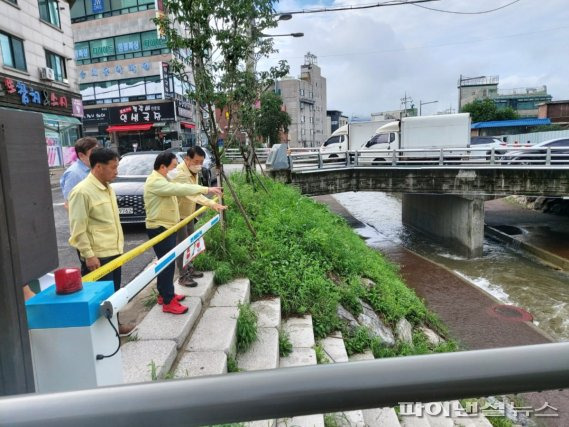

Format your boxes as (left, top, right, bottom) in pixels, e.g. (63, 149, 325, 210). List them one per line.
(170, 146, 226, 287)
(68, 148, 123, 291)
(144, 151, 223, 314)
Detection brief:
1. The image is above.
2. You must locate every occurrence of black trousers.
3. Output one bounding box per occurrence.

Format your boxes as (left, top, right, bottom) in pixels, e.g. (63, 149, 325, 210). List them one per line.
(147, 227, 177, 305)
(79, 252, 122, 292)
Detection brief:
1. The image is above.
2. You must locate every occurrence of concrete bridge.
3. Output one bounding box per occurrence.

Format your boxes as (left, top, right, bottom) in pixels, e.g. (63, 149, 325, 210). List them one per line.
(270, 166, 569, 258)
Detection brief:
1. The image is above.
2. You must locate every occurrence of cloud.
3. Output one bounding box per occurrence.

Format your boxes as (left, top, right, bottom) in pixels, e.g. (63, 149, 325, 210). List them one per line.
(258, 0, 569, 118)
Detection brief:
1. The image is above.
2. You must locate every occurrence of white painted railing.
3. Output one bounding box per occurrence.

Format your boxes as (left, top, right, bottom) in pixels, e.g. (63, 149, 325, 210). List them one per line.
(288, 146, 569, 172)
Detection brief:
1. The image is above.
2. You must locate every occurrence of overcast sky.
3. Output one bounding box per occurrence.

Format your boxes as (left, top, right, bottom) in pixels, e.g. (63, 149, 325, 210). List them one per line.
(257, 0, 569, 120)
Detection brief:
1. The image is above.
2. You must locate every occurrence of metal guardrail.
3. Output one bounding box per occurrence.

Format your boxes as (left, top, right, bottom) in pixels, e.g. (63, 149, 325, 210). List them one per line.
(225, 148, 270, 161)
(2, 342, 568, 426)
(289, 146, 569, 172)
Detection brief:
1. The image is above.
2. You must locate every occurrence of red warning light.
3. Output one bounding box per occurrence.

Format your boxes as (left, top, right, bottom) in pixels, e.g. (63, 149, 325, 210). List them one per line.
(54, 268, 83, 295)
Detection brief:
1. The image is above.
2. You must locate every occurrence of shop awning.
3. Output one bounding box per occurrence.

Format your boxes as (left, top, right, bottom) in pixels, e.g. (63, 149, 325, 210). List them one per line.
(181, 122, 196, 129)
(42, 113, 82, 131)
(106, 124, 153, 132)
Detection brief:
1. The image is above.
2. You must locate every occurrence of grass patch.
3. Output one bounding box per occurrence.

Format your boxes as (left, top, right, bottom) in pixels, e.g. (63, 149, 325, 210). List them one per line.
(227, 355, 239, 373)
(194, 173, 451, 355)
(279, 329, 293, 357)
(236, 303, 258, 353)
(314, 344, 330, 364)
(142, 289, 158, 309)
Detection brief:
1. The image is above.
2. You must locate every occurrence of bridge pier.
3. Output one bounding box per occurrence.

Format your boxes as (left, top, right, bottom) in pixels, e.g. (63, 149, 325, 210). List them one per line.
(402, 194, 484, 258)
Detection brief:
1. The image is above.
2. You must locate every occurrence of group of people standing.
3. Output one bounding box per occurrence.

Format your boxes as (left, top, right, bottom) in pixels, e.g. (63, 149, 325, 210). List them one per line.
(61, 138, 226, 324)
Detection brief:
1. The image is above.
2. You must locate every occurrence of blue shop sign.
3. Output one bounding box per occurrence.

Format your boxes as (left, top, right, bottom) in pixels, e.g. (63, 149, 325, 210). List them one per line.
(92, 0, 104, 13)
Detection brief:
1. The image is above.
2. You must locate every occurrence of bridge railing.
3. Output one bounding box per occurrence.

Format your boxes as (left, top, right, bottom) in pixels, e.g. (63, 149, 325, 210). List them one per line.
(288, 146, 569, 171)
(224, 148, 271, 163)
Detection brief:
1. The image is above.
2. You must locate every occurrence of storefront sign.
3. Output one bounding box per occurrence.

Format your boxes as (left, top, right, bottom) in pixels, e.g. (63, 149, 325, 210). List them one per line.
(83, 107, 109, 125)
(0, 72, 80, 116)
(108, 101, 175, 125)
(176, 99, 193, 119)
(162, 62, 172, 98)
(79, 62, 151, 80)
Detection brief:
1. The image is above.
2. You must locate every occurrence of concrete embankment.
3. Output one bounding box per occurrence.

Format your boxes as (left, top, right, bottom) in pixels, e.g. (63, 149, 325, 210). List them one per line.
(314, 194, 569, 427)
(485, 198, 569, 271)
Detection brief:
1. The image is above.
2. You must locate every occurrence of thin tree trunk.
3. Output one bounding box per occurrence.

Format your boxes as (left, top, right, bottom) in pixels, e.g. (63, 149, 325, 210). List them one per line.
(221, 170, 256, 238)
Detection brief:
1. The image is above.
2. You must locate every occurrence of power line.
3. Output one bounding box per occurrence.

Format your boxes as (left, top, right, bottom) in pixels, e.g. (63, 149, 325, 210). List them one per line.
(276, 24, 569, 60)
(278, 0, 440, 15)
(412, 0, 522, 15)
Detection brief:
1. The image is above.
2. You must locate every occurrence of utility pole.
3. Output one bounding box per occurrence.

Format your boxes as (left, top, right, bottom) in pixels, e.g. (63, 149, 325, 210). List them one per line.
(400, 92, 413, 118)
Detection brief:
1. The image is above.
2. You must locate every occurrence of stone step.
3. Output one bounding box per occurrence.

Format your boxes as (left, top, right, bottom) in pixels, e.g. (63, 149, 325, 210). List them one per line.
(121, 339, 177, 384)
(132, 272, 215, 349)
(134, 297, 202, 348)
(278, 315, 324, 427)
(348, 350, 401, 427)
(210, 278, 251, 307)
(241, 299, 281, 427)
(174, 351, 227, 378)
(252, 298, 281, 328)
(320, 331, 366, 427)
(184, 279, 250, 358)
(238, 298, 281, 372)
(174, 271, 215, 303)
(282, 315, 316, 348)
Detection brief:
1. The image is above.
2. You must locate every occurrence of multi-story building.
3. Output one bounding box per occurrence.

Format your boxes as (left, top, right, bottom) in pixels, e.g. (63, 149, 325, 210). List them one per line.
(538, 100, 569, 124)
(70, 0, 198, 154)
(326, 110, 348, 137)
(458, 75, 552, 118)
(1, 0, 83, 167)
(275, 52, 327, 148)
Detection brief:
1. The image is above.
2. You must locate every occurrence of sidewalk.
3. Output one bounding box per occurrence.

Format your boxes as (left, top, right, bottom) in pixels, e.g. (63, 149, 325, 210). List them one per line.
(49, 167, 65, 190)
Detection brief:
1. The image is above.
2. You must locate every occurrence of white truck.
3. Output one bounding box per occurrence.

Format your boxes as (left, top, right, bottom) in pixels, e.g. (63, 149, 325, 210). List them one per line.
(359, 113, 471, 164)
(320, 120, 393, 159)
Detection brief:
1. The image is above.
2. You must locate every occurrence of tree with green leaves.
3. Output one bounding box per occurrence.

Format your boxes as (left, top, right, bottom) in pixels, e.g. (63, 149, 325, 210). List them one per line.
(255, 91, 291, 147)
(154, 0, 289, 234)
(154, 0, 287, 175)
(461, 98, 519, 123)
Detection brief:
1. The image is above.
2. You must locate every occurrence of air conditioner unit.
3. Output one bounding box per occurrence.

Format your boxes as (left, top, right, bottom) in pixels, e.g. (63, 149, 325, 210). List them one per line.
(40, 67, 55, 81)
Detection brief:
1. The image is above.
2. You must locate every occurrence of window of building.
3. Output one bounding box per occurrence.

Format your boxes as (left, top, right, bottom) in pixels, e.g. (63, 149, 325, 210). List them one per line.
(309, 117, 313, 123)
(38, 0, 61, 28)
(301, 128, 305, 135)
(80, 75, 161, 104)
(300, 89, 304, 96)
(45, 50, 67, 81)
(71, 0, 154, 23)
(301, 115, 305, 123)
(74, 31, 168, 65)
(0, 31, 26, 71)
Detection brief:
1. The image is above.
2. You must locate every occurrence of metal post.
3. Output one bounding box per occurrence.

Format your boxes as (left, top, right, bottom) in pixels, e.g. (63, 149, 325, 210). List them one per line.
(392, 149, 397, 166)
(318, 152, 323, 169)
(439, 148, 444, 165)
(546, 147, 551, 166)
(490, 147, 495, 165)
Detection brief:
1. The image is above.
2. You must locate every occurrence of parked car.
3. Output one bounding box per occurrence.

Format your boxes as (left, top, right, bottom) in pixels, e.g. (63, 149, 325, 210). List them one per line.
(111, 151, 184, 224)
(501, 138, 569, 165)
(200, 146, 218, 186)
(470, 136, 506, 153)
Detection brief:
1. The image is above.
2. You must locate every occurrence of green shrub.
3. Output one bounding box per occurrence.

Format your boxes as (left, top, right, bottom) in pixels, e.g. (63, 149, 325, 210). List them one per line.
(227, 356, 239, 373)
(236, 303, 257, 353)
(279, 329, 293, 357)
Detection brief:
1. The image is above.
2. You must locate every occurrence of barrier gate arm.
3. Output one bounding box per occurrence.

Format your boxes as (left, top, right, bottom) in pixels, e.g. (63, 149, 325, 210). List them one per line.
(82, 197, 219, 283)
(99, 213, 220, 319)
